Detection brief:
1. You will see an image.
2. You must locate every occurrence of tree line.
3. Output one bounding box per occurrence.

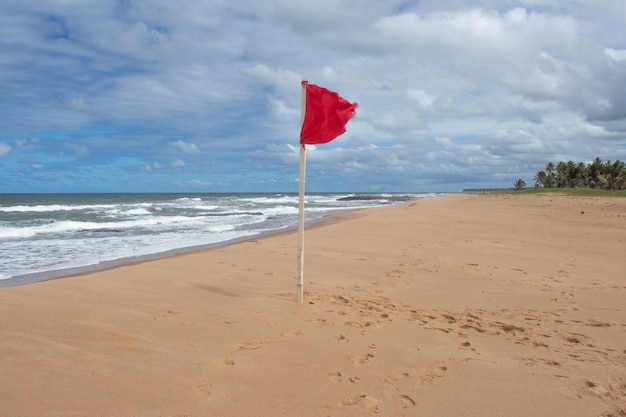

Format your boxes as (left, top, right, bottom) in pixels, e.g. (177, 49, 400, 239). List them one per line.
(533, 157, 625, 190)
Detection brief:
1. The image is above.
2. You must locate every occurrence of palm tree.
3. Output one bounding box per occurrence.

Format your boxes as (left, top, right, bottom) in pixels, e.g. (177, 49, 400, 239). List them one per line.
(576, 162, 588, 187)
(533, 157, 624, 190)
(544, 162, 556, 188)
(599, 160, 626, 191)
(514, 179, 526, 190)
(588, 157, 604, 188)
(556, 161, 568, 188)
(564, 160, 583, 187)
(534, 170, 547, 187)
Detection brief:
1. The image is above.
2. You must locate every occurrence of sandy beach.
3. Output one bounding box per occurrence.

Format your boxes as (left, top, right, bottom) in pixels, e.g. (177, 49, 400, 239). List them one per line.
(0, 193, 624, 417)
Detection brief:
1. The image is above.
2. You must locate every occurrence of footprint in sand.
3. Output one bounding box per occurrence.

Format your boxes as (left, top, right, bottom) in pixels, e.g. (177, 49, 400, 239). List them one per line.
(153, 310, 181, 320)
(349, 352, 375, 365)
(422, 366, 448, 384)
(327, 371, 343, 383)
(338, 394, 381, 412)
(237, 341, 265, 350)
(384, 372, 411, 383)
(345, 320, 374, 329)
(195, 383, 212, 396)
(398, 394, 416, 408)
(335, 334, 350, 343)
(381, 373, 416, 407)
(586, 320, 611, 328)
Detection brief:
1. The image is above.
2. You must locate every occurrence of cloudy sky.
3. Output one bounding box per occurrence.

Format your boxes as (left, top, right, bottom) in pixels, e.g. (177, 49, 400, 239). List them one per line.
(1, 0, 625, 193)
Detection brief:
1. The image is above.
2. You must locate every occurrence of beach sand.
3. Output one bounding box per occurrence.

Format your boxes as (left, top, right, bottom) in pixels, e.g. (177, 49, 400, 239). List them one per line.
(0, 193, 624, 417)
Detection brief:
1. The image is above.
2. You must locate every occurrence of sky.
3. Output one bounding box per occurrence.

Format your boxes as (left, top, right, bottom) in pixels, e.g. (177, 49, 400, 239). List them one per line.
(1, 0, 625, 193)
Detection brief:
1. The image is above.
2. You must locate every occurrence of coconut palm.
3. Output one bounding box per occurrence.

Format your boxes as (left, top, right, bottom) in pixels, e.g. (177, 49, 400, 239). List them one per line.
(543, 162, 556, 187)
(588, 157, 604, 188)
(556, 161, 568, 188)
(533, 157, 625, 191)
(534, 170, 547, 187)
(599, 160, 626, 191)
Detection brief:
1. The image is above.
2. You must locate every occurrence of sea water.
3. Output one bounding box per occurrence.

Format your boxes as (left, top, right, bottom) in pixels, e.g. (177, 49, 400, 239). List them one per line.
(0, 192, 440, 286)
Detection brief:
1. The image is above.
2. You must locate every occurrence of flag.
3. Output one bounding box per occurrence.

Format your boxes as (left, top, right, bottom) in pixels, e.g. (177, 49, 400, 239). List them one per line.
(300, 80, 357, 145)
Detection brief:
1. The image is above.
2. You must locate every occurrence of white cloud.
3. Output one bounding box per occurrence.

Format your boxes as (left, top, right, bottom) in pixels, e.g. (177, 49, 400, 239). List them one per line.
(1, 1, 625, 192)
(171, 159, 186, 168)
(182, 179, 213, 187)
(16, 138, 37, 151)
(71, 144, 89, 157)
(605, 48, 626, 62)
(406, 89, 436, 111)
(244, 64, 302, 104)
(66, 98, 90, 113)
(0, 143, 11, 157)
(267, 97, 299, 122)
(172, 140, 200, 154)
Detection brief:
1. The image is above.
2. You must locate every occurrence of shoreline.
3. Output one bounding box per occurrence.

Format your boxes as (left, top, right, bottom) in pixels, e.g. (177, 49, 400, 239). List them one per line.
(0, 207, 354, 288)
(1, 193, 624, 417)
(0, 224, 297, 289)
(1, 193, 427, 288)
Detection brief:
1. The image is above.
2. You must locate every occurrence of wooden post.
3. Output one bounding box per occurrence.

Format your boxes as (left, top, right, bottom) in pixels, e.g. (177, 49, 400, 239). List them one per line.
(296, 80, 307, 303)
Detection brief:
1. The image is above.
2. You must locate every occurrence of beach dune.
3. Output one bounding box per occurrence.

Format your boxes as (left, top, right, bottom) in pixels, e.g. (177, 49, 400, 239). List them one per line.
(0, 194, 624, 416)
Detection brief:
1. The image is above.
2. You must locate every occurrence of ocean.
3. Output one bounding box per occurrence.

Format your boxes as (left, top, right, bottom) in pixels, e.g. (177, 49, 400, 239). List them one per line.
(0, 192, 441, 286)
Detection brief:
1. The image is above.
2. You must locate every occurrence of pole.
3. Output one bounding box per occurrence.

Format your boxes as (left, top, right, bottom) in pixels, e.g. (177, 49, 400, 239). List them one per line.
(296, 80, 307, 303)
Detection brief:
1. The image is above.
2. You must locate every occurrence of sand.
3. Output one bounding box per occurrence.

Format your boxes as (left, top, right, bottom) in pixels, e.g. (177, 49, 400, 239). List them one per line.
(0, 193, 624, 417)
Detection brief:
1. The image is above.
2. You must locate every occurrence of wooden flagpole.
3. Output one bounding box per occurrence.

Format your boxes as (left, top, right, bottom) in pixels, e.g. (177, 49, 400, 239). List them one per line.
(296, 80, 307, 303)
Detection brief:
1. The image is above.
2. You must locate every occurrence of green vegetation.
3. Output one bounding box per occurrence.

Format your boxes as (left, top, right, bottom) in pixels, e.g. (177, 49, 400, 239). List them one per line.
(513, 179, 527, 190)
(533, 158, 625, 191)
(511, 187, 626, 197)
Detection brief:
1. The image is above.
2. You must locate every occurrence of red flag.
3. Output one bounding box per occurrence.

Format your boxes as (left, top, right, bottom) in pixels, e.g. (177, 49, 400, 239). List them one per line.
(300, 80, 357, 145)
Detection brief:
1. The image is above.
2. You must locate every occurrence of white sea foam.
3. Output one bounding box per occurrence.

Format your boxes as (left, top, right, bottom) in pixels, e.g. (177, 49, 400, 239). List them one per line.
(0, 204, 112, 213)
(0, 192, 440, 283)
(0, 226, 39, 239)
